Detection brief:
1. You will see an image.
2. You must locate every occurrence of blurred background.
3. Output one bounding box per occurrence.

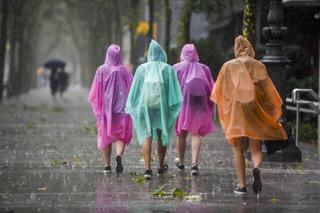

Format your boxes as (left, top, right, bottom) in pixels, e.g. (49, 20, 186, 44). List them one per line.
(0, 0, 319, 141)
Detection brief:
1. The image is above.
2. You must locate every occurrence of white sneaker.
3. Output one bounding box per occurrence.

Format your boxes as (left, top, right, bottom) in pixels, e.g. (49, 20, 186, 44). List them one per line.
(174, 158, 185, 170)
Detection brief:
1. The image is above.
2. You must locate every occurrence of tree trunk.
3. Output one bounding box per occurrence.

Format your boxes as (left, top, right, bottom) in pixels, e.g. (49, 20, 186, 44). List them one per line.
(7, 0, 40, 96)
(8, 38, 18, 97)
(7, 1, 20, 97)
(0, 0, 8, 101)
(163, 0, 171, 53)
(113, 0, 122, 46)
(177, 0, 193, 49)
(129, 0, 140, 69)
(148, 0, 154, 41)
(242, 0, 256, 47)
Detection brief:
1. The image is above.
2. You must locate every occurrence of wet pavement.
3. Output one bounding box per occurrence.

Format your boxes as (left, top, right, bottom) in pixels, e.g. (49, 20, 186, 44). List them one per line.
(0, 86, 319, 213)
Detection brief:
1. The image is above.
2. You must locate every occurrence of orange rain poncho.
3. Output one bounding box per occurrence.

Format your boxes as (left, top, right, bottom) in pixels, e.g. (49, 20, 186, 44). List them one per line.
(211, 35, 287, 143)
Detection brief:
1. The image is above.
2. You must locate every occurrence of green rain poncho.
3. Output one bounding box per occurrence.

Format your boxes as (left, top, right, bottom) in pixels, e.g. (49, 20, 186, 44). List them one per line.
(125, 40, 182, 146)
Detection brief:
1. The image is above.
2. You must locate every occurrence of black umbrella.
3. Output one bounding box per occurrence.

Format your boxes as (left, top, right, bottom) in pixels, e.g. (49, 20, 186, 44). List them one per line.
(44, 59, 66, 69)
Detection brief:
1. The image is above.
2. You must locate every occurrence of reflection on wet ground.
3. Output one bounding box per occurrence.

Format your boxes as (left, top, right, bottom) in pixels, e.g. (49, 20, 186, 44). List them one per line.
(0, 87, 319, 212)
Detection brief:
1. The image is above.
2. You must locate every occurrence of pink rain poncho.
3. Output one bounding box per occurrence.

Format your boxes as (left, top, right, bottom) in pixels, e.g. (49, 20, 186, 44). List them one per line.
(174, 44, 218, 136)
(88, 44, 133, 150)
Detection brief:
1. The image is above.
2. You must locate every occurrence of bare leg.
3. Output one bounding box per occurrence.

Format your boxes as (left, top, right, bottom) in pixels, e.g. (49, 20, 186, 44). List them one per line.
(143, 137, 152, 170)
(103, 144, 112, 166)
(250, 139, 262, 194)
(191, 134, 201, 166)
(157, 129, 167, 169)
(249, 139, 262, 168)
(115, 140, 126, 156)
(232, 137, 246, 188)
(176, 130, 187, 164)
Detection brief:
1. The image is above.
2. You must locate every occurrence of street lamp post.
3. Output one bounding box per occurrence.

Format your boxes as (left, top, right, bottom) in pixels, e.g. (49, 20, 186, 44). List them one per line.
(261, 0, 302, 162)
(317, 12, 320, 160)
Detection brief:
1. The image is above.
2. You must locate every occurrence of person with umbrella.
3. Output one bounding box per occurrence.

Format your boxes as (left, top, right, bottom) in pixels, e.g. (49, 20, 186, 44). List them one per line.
(44, 59, 68, 99)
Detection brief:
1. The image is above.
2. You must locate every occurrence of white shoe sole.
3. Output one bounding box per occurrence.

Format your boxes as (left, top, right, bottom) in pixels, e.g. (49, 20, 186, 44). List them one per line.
(174, 158, 184, 170)
(233, 190, 247, 195)
(144, 174, 151, 179)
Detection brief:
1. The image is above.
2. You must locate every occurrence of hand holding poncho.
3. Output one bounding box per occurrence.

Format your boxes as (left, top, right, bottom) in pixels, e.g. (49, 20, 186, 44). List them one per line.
(174, 44, 218, 136)
(88, 45, 133, 149)
(211, 36, 287, 142)
(125, 40, 182, 146)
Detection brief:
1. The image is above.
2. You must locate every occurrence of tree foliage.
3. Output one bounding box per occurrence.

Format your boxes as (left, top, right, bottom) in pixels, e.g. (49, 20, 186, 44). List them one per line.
(7, 0, 42, 97)
(177, 0, 237, 49)
(177, 0, 193, 49)
(0, 0, 144, 95)
(242, 0, 256, 46)
(163, 0, 171, 53)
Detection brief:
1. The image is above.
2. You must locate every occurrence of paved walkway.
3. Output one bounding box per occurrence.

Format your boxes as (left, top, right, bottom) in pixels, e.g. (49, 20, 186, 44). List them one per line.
(0, 87, 319, 212)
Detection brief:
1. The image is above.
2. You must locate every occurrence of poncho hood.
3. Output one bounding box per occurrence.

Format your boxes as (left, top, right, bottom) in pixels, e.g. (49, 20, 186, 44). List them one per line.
(180, 44, 199, 62)
(234, 35, 255, 58)
(105, 44, 124, 66)
(147, 40, 167, 63)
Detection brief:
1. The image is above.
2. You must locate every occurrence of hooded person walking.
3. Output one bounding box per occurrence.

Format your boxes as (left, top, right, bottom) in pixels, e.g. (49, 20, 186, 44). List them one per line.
(211, 36, 287, 195)
(125, 40, 182, 180)
(173, 44, 218, 176)
(88, 44, 133, 174)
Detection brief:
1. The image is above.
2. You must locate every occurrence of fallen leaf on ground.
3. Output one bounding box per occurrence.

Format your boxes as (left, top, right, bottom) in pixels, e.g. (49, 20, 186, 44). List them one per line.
(51, 106, 64, 112)
(26, 122, 36, 129)
(185, 194, 203, 201)
(271, 197, 278, 204)
(51, 159, 61, 166)
(172, 188, 185, 198)
(152, 185, 168, 198)
(134, 176, 145, 184)
(139, 158, 144, 163)
(130, 171, 138, 176)
(294, 164, 304, 170)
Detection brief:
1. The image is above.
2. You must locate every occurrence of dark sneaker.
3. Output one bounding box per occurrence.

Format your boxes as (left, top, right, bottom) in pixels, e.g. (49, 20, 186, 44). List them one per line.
(191, 165, 199, 177)
(144, 169, 152, 180)
(115, 155, 123, 174)
(103, 166, 111, 173)
(174, 158, 185, 170)
(234, 185, 247, 195)
(252, 168, 262, 194)
(157, 163, 169, 176)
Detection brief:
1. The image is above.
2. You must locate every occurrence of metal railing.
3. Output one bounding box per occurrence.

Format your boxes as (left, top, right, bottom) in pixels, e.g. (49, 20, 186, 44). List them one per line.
(287, 88, 320, 147)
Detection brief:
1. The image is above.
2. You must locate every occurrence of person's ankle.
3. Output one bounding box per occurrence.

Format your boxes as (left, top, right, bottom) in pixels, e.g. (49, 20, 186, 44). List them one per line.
(179, 158, 184, 164)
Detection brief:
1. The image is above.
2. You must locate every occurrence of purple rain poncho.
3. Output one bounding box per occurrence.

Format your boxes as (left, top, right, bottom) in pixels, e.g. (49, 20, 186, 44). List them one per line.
(174, 44, 218, 137)
(88, 44, 133, 150)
